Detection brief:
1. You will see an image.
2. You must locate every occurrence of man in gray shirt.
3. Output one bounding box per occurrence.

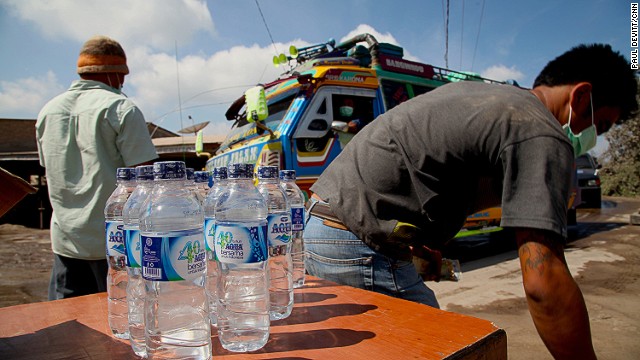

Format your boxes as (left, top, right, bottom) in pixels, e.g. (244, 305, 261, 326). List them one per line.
(304, 44, 637, 359)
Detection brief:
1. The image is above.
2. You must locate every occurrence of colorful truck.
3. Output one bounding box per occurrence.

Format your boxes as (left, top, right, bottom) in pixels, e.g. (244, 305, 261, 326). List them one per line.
(205, 33, 505, 233)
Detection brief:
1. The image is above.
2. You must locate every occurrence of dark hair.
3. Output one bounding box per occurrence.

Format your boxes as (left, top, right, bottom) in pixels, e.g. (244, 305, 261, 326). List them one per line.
(533, 44, 638, 121)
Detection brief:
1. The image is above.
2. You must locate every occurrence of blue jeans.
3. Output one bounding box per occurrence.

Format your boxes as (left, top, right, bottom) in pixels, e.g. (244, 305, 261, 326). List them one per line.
(303, 214, 440, 308)
(48, 254, 108, 300)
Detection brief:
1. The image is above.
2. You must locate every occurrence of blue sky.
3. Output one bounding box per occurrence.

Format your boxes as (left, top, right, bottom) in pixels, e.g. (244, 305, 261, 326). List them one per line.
(0, 0, 633, 152)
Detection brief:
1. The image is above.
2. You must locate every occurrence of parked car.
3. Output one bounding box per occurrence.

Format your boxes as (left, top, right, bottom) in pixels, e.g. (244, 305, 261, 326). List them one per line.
(576, 153, 602, 208)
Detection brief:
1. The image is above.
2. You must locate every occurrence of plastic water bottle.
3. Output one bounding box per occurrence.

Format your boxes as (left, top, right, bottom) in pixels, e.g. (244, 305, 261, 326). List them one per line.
(279, 170, 306, 288)
(202, 167, 228, 328)
(122, 164, 154, 357)
(215, 163, 270, 352)
(257, 166, 293, 321)
(104, 167, 136, 339)
(140, 161, 211, 360)
(194, 171, 210, 203)
(186, 167, 197, 196)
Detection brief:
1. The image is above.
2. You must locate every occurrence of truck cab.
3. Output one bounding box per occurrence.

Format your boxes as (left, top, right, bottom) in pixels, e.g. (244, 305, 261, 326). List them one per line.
(206, 33, 505, 233)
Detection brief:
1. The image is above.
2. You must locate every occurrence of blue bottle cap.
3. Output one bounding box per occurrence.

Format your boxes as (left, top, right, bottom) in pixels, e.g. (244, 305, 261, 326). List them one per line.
(135, 165, 154, 180)
(279, 169, 296, 181)
(257, 166, 278, 179)
(116, 167, 135, 181)
(186, 168, 195, 180)
(194, 171, 209, 183)
(153, 161, 186, 180)
(213, 166, 228, 180)
(228, 163, 254, 179)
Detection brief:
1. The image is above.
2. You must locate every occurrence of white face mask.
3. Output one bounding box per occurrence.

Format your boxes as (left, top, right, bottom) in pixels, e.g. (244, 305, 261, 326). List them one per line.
(563, 92, 596, 157)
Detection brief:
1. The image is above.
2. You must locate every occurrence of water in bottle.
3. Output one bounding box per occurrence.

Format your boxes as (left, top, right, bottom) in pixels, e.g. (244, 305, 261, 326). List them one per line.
(279, 169, 307, 288)
(186, 167, 197, 196)
(215, 163, 270, 352)
(257, 166, 293, 321)
(202, 167, 228, 328)
(104, 167, 136, 339)
(194, 171, 210, 203)
(140, 161, 211, 360)
(122, 164, 154, 357)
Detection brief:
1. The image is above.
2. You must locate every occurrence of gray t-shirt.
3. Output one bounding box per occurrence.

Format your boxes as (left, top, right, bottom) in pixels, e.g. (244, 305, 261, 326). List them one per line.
(311, 81, 574, 259)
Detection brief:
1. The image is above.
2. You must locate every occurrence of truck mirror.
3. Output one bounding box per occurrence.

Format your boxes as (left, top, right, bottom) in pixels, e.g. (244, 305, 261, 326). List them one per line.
(331, 121, 349, 132)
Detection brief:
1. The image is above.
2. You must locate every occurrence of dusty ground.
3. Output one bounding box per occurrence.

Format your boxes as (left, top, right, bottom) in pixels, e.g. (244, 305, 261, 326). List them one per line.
(433, 197, 640, 360)
(0, 196, 639, 359)
(0, 224, 51, 306)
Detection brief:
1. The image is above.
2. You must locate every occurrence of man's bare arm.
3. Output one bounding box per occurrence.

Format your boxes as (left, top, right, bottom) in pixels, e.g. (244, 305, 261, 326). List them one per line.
(515, 227, 596, 360)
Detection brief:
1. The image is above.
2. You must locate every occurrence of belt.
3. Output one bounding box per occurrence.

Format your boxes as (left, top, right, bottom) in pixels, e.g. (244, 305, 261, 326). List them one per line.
(305, 197, 349, 231)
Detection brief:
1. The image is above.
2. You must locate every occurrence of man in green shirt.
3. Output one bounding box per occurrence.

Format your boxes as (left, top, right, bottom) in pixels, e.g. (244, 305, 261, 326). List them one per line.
(36, 36, 158, 300)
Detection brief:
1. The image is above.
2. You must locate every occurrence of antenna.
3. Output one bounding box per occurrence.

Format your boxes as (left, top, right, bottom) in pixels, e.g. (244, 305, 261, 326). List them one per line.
(177, 120, 210, 136)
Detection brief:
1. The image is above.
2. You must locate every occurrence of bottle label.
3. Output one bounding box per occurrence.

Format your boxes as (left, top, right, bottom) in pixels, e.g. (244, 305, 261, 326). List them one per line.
(267, 213, 292, 247)
(124, 227, 142, 268)
(105, 220, 126, 257)
(141, 229, 206, 281)
(214, 224, 268, 264)
(204, 217, 217, 260)
(291, 206, 305, 231)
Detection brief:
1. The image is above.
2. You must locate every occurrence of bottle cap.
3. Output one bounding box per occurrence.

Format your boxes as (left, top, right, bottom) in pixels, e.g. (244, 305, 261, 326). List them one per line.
(186, 168, 195, 180)
(116, 167, 135, 181)
(257, 165, 278, 179)
(213, 166, 228, 180)
(135, 165, 154, 180)
(228, 163, 254, 179)
(153, 161, 186, 180)
(194, 171, 209, 183)
(279, 169, 296, 181)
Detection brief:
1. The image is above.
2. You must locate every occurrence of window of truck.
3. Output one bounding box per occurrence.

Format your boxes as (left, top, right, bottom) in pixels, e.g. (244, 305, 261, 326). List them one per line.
(380, 79, 436, 111)
(293, 86, 376, 140)
(293, 86, 376, 153)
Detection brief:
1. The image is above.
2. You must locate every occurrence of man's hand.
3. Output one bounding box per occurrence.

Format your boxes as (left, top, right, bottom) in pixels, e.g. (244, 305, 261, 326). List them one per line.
(515, 228, 597, 359)
(411, 245, 443, 281)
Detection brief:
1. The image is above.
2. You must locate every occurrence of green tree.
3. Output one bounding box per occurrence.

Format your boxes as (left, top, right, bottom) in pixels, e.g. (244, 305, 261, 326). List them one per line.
(599, 105, 640, 197)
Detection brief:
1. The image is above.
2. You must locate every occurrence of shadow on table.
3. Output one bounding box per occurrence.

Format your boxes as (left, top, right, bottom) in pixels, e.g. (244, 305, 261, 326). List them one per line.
(272, 303, 377, 326)
(293, 292, 337, 304)
(0, 320, 131, 360)
(212, 328, 376, 356)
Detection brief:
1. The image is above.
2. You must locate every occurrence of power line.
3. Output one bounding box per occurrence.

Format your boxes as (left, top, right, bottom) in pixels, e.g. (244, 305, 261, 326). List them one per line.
(471, 0, 486, 72)
(254, 0, 279, 56)
(444, 0, 450, 68)
(459, 0, 465, 69)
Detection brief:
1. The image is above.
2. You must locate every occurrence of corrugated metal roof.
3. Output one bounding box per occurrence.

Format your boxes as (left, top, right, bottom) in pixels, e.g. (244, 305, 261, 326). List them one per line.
(0, 118, 224, 161)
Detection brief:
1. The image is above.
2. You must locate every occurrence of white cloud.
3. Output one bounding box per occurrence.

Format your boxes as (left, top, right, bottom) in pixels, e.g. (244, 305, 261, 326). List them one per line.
(3, 0, 215, 51)
(341, 24, 401, 46)
(126, 42, 299, 135)
(481, 65, 524, 83)
(340, 24, 420, 61)
(0, 71, 65, 118)
(0, 11, 406, 138)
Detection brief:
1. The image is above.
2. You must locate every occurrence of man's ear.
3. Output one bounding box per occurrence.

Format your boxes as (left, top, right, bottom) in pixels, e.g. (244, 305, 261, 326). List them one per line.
(569, 82, 593, 118)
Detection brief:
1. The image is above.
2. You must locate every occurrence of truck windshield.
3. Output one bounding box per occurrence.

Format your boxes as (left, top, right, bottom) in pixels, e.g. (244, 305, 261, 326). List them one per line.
(219, 94, 296, 151)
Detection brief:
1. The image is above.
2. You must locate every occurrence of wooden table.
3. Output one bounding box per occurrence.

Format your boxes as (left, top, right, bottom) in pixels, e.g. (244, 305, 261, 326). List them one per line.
(0, 277, 506, 359)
